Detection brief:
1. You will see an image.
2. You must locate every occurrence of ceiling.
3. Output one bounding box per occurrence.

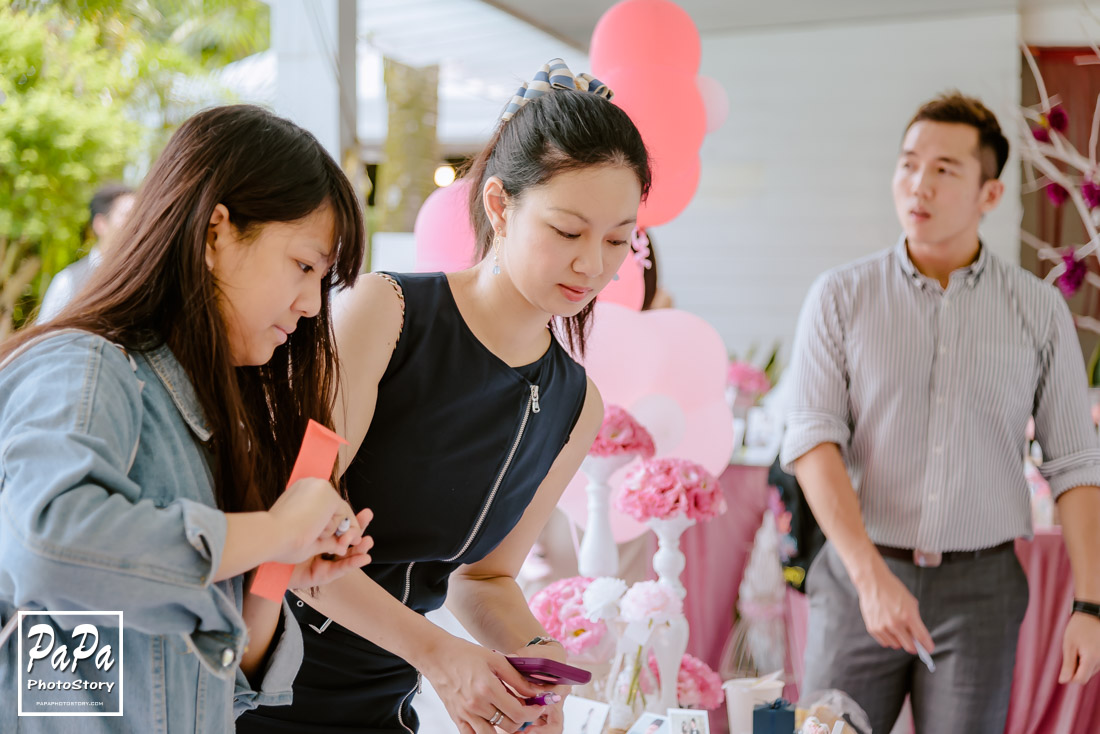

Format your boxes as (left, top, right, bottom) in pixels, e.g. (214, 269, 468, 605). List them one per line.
(484, 0, 1082, 51)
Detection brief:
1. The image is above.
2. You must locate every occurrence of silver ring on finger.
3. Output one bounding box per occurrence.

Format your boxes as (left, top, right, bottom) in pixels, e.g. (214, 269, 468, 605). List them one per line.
(488, 709, 504, 726)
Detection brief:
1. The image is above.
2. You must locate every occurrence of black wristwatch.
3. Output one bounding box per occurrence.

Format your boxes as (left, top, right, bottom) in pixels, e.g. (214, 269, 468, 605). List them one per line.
(1072, 600, 1100, 619)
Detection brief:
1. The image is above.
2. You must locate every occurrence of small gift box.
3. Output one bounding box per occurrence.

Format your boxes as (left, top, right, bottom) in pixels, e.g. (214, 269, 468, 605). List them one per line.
(753, 698, 795, 734)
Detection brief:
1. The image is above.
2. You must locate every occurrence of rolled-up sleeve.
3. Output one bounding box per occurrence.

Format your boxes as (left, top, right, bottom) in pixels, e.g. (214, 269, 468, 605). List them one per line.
(233, 597, 304, 715)
(781, 273, 853, 473)
(1033, 297, 1100, 497)
(0, 335, 247, 675)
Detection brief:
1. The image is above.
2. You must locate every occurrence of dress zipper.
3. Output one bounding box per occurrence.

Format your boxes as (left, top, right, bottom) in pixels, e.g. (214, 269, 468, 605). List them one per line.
(397, 383, 539, 606)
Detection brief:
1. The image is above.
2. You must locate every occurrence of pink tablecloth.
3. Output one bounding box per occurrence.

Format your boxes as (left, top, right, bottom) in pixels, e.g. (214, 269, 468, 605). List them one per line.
(680, 464, 771, 672)
(1004, 529, 1100, 734)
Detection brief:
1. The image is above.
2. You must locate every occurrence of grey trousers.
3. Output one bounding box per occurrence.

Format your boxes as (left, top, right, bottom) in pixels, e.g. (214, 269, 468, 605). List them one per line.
(802, 542, 1029, 734)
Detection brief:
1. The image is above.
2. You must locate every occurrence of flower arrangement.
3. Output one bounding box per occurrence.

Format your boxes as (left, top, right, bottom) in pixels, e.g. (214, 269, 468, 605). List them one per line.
(618, 580, 683, 626)
(581, 576, 629, 622)
(589, 404, 656, 459)
(1016, 44, 1100, 380)
(529, 577, 608, 659)
(727, 361, 771, 400)
(646, 652, 725, 710)
(615, 457, 726, 523)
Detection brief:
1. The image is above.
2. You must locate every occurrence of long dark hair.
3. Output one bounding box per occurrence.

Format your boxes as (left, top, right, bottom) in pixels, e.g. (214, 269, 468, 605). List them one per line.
(464, 88, 650, 355)
(4, 105, 365, 513)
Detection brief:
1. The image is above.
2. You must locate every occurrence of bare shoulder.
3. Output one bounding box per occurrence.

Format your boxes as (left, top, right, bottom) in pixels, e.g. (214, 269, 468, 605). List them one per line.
(332, 272, 405, 366)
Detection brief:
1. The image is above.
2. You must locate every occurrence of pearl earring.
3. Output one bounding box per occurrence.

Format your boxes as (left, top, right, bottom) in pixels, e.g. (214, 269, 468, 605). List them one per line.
(492, 234, 501, 275)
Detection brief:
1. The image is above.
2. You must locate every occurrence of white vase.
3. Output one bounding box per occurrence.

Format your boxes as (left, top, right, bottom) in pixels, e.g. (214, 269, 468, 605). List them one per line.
(578, 453, 635, 578)
(647, 615, 689, 714)
(648, 512, 696, 598)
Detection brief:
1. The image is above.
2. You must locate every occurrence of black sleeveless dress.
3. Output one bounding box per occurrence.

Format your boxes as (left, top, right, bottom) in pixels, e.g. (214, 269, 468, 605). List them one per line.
(237, 273, 588, 733)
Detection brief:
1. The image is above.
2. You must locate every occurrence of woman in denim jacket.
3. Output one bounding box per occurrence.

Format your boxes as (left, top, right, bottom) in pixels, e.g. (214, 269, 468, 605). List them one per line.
(0, 105, 373, 733)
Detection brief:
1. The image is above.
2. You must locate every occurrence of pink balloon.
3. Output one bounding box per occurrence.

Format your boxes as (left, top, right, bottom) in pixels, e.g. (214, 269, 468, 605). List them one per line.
(596, 251, 644, 310)
(638, 154, 701, 228)
(413, 179, 478, 272)
(591, 0, 701, 77)
(696, 75, 729, 133)
(558, 303, 733, 542)
(604, 64, 706, 165)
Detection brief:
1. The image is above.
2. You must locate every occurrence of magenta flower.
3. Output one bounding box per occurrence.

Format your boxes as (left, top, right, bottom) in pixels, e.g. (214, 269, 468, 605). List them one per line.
(1048, 105, 1069, 133)
(1033, 106, 1068, 142)
(1083, 179, 1100, 209)
(1057, 248, 1087, 297)
(1046, 182, 1070, 207)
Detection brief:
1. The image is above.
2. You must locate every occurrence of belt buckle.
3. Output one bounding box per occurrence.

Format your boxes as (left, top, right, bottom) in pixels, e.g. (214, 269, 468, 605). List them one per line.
(913, 549, 942, 568)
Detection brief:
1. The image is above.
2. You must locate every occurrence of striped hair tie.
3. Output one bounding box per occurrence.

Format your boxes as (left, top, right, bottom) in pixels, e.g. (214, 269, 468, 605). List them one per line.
(501, 58, 613, 122)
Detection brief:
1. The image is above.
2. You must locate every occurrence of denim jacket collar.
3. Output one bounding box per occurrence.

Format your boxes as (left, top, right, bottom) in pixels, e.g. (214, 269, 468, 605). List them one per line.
(145, 345, 213, 442)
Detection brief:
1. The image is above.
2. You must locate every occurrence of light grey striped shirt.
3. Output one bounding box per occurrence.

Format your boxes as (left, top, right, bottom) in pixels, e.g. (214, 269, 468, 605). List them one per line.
(781, 237, 1100, 552)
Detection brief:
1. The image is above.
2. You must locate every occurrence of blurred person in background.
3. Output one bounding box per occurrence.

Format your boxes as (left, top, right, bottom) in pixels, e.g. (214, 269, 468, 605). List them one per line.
(38, 183, 135, 322)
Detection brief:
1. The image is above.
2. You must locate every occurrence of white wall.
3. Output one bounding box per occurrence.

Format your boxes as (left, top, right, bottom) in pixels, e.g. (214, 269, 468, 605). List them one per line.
(655, 12, 1022, 362)
(1022, 4, 1100, 46)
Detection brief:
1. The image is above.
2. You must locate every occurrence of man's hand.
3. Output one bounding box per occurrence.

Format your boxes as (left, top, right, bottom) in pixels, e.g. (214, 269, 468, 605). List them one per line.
(1060, 612, 1100, 684)
(855, 563, 934, 655)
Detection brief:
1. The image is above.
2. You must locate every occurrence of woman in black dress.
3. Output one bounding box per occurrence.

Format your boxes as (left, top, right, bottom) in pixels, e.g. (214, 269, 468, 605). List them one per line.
(238, 59, 650, 734)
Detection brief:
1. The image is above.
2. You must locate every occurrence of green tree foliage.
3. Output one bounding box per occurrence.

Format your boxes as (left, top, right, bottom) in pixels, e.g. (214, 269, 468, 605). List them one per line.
(0, 5, 138, 326)
(0, 0, 269, 330)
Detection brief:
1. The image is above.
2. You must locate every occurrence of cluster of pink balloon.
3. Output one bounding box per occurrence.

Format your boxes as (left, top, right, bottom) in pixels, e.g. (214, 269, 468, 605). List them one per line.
(591, 0, 727, 229)
(412, 0, 729, 312)
(592, 0, 727, 309)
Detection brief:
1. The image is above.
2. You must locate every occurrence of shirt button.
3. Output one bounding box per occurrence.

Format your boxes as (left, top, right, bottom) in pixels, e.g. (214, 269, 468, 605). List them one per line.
(221, 648, 236, 668)
(930, 494, 939, 502)
(939, 346, 947, 355)
(936, 396, 945, 405)
(934, 444, 943, 454)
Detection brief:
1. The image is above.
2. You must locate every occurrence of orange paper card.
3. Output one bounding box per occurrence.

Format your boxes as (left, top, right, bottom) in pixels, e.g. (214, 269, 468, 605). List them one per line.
(250, 420, 348, 602)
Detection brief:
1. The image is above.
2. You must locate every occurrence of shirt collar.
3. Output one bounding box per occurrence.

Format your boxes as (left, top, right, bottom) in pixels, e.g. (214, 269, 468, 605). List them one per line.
(894, 235, 988, 289)
(143, 344, 213, 442)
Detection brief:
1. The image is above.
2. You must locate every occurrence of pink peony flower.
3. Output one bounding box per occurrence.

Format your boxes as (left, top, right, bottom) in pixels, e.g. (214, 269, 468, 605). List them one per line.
(619, 580, 682, 625)
(615, 457, 727, 522)
(528, 576, 607, 656)
(727, 360, 771, 398)
(1057, 248, 1087, 297)
(1047, 182, 1070, 207)
(589, 404, 657, 458)
(647, 652, 725, 710)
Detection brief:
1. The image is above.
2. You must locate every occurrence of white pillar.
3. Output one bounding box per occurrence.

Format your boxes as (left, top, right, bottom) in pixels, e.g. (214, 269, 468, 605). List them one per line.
(271, 0, 357, 162)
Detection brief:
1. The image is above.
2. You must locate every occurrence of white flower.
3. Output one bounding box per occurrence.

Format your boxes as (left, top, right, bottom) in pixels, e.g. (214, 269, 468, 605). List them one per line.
(582, 577, 628, 621)
(619, 580, 682, 625)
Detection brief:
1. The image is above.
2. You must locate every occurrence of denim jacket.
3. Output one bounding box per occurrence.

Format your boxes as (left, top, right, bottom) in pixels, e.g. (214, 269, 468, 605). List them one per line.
(0, 331, 303, 732)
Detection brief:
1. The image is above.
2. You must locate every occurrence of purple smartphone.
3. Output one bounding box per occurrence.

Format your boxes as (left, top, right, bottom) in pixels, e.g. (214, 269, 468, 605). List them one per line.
(508, 657, 592, 686)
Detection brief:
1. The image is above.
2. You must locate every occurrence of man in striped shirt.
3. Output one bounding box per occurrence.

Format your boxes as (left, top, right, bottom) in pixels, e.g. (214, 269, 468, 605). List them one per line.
(781, 93, 1100, 733)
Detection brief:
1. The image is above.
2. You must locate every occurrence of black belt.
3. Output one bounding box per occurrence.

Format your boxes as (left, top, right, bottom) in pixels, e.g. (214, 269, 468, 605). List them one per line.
(874, 540, 1014, 567)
